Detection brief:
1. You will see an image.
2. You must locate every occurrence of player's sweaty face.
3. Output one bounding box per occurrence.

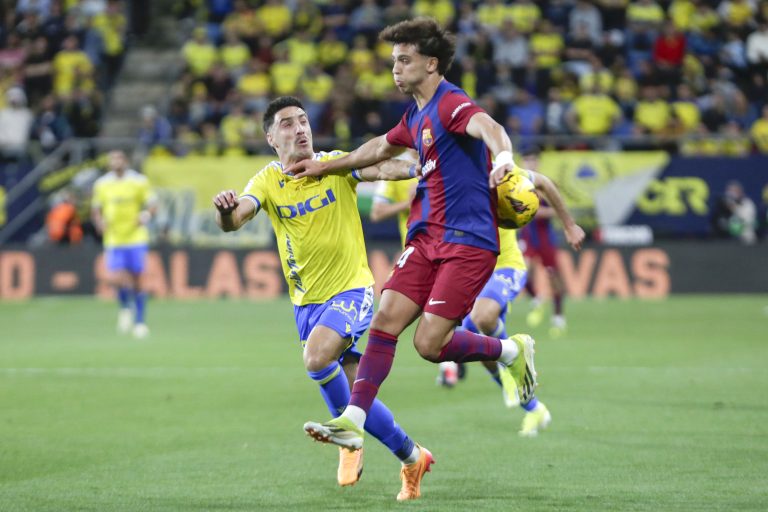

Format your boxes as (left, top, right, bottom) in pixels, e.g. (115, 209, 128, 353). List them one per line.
(391, 44, 430, 93)
(271, 107, 313, 162)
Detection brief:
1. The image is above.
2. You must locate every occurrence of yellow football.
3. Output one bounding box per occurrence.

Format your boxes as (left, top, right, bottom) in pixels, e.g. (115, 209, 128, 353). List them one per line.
(496, 172, 540, 229)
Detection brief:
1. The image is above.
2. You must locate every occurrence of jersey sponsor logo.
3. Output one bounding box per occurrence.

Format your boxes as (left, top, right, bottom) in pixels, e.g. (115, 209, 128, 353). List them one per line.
(276, 189, 337, 219)
(285, 234, 305, 293)
(451, 102, 471, 119)
(422, 128, 433, 147)
(422, 158, 437, 176)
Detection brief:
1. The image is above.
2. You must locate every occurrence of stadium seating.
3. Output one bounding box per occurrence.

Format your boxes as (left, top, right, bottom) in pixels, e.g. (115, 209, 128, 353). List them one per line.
(163, 0, 768, 156)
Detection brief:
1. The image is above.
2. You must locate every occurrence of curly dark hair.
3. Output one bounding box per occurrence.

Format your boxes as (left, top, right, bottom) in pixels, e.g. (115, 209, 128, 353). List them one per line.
(263, 96, 305, 134)
(379, 17, 456, 76)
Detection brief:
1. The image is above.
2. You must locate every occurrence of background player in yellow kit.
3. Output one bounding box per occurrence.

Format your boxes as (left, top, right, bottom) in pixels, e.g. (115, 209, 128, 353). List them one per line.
(91, 150, 155, 339)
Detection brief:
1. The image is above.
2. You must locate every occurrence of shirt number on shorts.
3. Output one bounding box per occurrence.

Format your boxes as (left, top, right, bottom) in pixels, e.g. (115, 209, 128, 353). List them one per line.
(396, 246, 415, 268)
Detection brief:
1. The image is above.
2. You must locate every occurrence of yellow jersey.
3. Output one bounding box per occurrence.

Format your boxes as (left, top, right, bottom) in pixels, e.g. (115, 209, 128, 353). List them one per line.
(635, 100, 671, 134)
(750, 119, 768, 153)
(241, 151, 373, 305)
(506, 3, 541, 33)
(373, 178, 418, 246)
(573, 94, 620, 135)
(496, 227, 526, 271)
(53, 50, 94, 95)
(92, 170, 152, 248)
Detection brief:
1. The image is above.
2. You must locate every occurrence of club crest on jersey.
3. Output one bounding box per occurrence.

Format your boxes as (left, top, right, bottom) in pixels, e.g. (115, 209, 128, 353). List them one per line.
(422, 128, 433, 147)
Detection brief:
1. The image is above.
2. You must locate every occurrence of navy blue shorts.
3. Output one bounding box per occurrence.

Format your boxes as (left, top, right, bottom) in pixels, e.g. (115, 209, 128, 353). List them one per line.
(105, 245, 148, 274)
(293, 287, 374, 361)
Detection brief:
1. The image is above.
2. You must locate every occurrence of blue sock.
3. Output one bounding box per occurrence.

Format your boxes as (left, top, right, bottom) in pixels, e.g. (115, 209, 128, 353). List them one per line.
(307, 362, 415, 462)
(366, 399, 415, 462)
(307, 362, 349, 417)
(461, 315, 479, 333)
(522, 397, 539, 412)
(117, 287, 131, 309)
(134, 292, 147, 324)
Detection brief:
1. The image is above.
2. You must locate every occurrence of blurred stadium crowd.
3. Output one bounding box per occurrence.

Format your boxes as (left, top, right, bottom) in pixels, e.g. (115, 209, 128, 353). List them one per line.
(163, 0, 768, 156)
(2, 1, 768, 159)
(0, 0, 127, 160)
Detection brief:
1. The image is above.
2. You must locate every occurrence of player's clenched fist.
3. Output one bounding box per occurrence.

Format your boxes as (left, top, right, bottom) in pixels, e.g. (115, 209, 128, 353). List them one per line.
(213, 190, 239, 214)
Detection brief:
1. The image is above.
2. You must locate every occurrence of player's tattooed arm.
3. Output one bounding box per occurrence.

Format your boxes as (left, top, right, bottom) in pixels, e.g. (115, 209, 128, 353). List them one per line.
(285, 135, 403, 179)
(213, 190, 257, 232)
(528, 171, 586, 251)
(358, 159, 421, 182)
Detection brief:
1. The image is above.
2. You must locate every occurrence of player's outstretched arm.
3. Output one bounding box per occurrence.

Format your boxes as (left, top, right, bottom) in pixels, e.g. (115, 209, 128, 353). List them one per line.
(284, 135, 403, 179)
(370, 197, 412, 222)
(358, 158, 420, 182)
(465, 112, 516, 188)
(529, 171, 586, 251)
(213, 190, 256, 232)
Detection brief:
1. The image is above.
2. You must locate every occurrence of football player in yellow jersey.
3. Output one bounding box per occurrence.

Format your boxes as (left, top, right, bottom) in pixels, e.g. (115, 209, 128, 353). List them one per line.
(213, 97, 430, 497)
(91, 150, 155, 339)
(370, 172, 418, 246)
(458, 225, 552, 437)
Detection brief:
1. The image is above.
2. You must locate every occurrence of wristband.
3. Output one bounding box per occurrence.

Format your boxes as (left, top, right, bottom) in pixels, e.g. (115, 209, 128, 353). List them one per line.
(494, 150, 514, 168)
(408, 164, 417, 178)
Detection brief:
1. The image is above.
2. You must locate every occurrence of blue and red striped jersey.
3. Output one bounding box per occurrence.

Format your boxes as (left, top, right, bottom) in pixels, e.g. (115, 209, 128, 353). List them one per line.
(386, 80, 499, 253)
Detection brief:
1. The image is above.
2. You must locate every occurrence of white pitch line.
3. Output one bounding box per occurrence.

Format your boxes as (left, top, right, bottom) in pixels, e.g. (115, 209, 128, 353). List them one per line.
(0, 367, 248, 378)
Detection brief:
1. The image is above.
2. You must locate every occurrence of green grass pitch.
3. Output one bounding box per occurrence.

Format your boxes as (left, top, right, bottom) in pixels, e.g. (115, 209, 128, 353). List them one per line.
(1, 296, 767, 511)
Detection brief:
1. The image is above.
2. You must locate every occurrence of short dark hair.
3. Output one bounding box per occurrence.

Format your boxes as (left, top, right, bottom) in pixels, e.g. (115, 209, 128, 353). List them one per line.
(379, 17, 456, 76)
(263, 96, 305, 133)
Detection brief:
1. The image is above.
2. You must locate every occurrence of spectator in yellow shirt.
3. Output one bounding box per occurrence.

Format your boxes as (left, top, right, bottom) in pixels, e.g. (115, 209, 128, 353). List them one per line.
(355, 58, 395, 102)
(219, 31, 251, 79)
(669, 0, 695, 31)
(529, 19, 564, 97)
(220, 103, 247, 155)
(633, 86, 671, 135)
(300, 64, 334, 130)
(750, 104, 768, 153)
(506, 0, 542, 34)
(413, 0, 456, 27)
(256, 0, 291, 39)
(182, 27, 217, 77)
(223, 0, 260, 48)
(476, 0, 507, 31)
(285, 30, 318, 69)
(348, 34, 374, 76)
(567, 84, 622, 136)
(91, 0, 126, 88)
(238, 58, 271, 113)
(671, 83, 702, 135)
(53, 35, 94, 98)
(317, 29, 348, 74)
(269, 46, 303, 96)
